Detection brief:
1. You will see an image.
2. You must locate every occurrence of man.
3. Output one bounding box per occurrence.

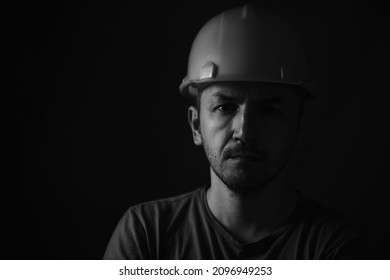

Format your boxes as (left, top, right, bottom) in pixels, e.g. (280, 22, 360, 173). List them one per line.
(104, 4, 367, 259)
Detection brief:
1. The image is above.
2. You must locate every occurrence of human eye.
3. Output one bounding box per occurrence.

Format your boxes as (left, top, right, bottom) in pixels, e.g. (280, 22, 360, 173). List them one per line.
(260, 105, 281, 116)
(265, 106, 278, 113)
(214, 104, 238, 114)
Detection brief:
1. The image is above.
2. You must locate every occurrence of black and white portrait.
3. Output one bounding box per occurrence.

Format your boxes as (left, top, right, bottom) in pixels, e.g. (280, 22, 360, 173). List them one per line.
(6, 0, 390, 260)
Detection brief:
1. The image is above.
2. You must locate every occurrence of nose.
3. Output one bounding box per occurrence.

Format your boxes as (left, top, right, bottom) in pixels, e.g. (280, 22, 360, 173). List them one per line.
(232, 103, 258, 143)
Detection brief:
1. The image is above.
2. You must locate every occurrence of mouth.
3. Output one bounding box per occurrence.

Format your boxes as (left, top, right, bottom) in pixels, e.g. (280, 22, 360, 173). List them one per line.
(229, 154, 261, 161)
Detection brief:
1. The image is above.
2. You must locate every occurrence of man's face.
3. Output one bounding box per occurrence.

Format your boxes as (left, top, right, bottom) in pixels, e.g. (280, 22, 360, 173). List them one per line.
(189, 82, 304, 195)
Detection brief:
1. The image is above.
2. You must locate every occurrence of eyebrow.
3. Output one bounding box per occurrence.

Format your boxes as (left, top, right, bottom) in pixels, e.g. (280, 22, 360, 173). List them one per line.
(212, 90, 243, 102)
(211, 91, 241, 102)
(262, 96, 283, 104)
(212, 91, 284, 104)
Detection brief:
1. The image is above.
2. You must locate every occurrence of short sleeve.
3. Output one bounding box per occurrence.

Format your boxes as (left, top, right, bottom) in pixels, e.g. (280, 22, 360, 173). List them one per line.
(322, 227, 371, 260)
(103, 208, 150, 260)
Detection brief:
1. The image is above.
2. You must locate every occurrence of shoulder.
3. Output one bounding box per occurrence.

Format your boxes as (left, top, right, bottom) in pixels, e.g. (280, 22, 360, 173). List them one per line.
(299, 195, 363, 235)
(294, 194, 368, 259)
(129, 187, 203, 221)
(103, 187, 205, 259)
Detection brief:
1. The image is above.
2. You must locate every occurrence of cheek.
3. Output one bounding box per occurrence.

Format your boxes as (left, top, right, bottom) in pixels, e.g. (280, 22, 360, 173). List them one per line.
(200, 117, 231, 152)
(261, 123, 298, 152)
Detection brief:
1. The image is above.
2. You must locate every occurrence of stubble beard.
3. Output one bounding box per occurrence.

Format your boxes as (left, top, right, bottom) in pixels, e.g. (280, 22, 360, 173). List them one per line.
(204, 143, 295, 198)
(209, 156, 269, 197)
(203, 144, 268, 197)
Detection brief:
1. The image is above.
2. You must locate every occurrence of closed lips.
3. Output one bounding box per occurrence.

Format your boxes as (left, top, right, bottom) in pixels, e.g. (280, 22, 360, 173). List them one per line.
(230, 154, 260, 160)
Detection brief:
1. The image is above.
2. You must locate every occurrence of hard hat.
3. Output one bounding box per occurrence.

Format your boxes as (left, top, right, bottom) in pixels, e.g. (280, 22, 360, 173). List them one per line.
(179, 4, 315, 98)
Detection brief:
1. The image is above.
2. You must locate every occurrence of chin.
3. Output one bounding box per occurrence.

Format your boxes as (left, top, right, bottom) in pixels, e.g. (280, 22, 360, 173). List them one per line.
(211, 160, 277, 196)
(223, 175, 268, 196)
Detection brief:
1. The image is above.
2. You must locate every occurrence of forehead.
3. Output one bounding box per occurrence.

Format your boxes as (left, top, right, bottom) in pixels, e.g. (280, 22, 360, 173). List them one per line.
(201, 82, 300, 103)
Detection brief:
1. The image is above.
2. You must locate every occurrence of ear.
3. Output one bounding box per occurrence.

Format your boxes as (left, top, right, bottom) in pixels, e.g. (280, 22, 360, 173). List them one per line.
(188, 106, 202, 146)
(295, 110, 307, 147)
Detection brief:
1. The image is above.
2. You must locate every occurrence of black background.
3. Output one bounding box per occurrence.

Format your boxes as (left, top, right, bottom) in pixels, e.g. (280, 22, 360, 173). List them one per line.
(6, 0, 390, 259)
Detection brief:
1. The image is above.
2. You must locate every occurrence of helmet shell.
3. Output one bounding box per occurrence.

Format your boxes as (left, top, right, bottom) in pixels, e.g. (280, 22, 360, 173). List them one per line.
(179, 4, 314, 97)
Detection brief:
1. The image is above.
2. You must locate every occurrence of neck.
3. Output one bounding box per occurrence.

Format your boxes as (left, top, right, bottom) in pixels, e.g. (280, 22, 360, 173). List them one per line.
(206, 167, 299, 244)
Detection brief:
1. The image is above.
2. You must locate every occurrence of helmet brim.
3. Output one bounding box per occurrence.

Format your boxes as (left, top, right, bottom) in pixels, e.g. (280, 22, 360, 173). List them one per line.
(179, 75, 316, 99)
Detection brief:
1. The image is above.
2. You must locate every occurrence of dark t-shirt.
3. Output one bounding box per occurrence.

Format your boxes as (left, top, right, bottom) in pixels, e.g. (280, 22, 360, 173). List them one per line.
(104, 186, 367, 259)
